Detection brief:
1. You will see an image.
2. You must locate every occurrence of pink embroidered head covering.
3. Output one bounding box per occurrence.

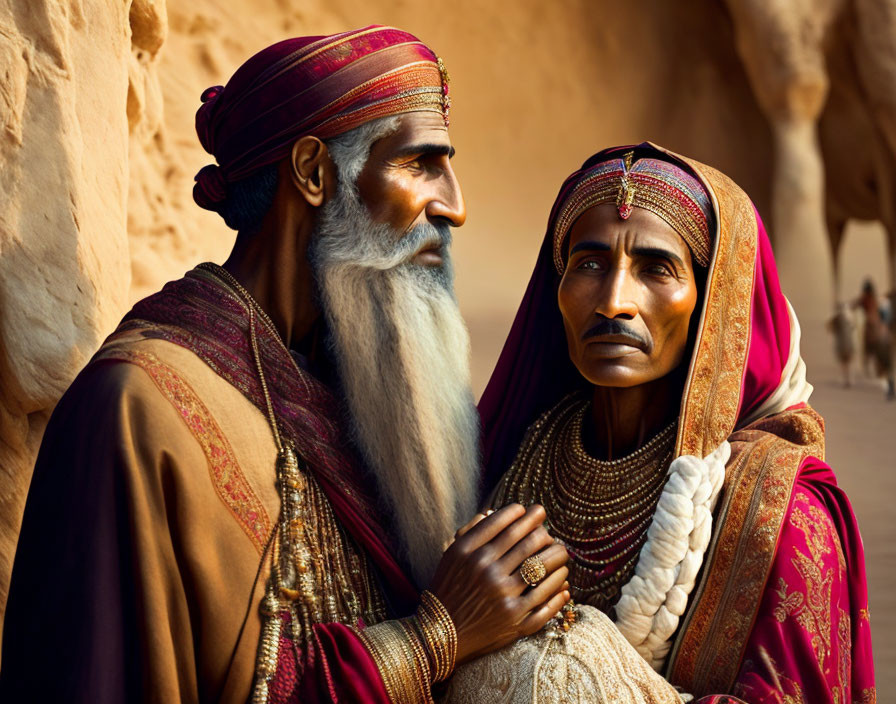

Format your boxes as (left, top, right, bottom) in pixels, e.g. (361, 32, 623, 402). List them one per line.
(193, 25, 451, 211)
(550, 152, 714, 270)
(479, 143, 806, 487)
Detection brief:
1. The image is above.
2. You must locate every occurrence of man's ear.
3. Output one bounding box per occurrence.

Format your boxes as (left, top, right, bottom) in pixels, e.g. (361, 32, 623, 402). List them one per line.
(289, 136, 335, 207)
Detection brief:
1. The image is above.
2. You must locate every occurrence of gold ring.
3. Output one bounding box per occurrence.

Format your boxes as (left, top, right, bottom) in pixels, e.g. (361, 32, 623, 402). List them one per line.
(519, 554, 547, 586)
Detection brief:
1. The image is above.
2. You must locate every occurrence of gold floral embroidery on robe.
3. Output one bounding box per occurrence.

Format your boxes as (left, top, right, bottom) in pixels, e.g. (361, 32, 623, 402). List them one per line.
(785, 494, 836, 663)
(854, 687, 877, 703)
(773, 578, 803, 623)
(772, 492, 853, 701)
(95, 344, 273, 552)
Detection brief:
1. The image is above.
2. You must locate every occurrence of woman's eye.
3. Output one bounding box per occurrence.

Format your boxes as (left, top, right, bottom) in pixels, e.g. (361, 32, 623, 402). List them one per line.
(645, 263, 672, 276)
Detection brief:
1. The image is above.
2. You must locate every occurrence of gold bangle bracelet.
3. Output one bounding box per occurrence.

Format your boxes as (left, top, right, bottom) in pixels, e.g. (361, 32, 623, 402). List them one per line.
(417, 591, 457, 682)
(399, 619, 434, 702)
(355, 620, 433, 703)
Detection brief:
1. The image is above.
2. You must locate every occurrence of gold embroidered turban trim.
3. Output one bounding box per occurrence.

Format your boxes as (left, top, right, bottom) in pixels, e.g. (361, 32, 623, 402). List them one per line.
(194, 26, 451, 211)
(552, 153, 713, 272)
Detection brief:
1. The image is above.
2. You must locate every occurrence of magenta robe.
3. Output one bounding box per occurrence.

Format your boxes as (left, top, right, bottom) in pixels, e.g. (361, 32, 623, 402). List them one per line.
(694, 458, 874, 704)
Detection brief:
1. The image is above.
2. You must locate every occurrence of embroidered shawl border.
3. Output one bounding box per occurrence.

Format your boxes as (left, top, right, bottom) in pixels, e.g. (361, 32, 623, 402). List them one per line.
(673, 157, 757, 460)
(666, 409, 825, 693)
(94, 343, 272, 553)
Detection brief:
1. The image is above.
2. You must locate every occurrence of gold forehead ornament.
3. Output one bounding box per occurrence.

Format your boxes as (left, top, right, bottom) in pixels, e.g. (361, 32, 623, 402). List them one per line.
(616, 151, 635, 220)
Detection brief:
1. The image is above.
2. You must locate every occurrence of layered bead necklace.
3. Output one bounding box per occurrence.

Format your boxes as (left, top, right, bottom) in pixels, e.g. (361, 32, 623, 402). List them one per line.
(493, 391, 676, 614)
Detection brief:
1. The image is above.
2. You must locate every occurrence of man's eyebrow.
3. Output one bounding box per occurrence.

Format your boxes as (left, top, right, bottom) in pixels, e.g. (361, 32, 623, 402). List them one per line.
(632, 246, 686, 268)
(392, 143, 456, 160)
(569, 241, 611, 255)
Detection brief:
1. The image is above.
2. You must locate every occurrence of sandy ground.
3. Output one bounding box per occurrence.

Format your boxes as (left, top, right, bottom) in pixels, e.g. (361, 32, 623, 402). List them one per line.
(463, 219, 895, 697)
(808, 222, 895, 698)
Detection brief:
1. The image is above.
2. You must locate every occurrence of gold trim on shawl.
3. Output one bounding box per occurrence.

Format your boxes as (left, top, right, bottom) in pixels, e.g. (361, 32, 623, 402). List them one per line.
(651, 147, 758, 460)
(645, 145, 822, 692)
(666, 407, 825, 694)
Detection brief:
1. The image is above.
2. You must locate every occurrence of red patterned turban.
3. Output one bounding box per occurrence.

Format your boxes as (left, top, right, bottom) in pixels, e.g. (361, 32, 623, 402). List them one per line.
(193, 25, 451, 211)
(551, 148, 714, 271)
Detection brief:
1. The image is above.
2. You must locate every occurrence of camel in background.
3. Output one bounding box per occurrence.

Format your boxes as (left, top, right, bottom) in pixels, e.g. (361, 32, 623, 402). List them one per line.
(820, 3, 896, 308)
(725, 0, 896, 321)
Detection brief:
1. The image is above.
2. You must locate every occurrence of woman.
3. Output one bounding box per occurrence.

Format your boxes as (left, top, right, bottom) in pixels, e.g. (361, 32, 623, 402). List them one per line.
(469, 144, 875, 702)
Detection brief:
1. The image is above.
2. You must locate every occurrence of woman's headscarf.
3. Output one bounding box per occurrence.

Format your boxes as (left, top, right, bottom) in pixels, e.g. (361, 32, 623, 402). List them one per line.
(477, 143, 839, 694)
(479, 142, 811, 489)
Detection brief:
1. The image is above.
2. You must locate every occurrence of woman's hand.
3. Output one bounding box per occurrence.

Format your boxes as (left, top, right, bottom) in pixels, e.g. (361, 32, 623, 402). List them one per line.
(427, 503, 569, 664)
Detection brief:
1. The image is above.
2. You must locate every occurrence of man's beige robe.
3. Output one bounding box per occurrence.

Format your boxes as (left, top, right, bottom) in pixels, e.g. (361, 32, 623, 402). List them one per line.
(5, 334, 280, 702)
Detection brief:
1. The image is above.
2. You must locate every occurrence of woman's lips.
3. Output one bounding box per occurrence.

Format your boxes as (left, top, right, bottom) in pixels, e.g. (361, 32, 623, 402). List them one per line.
(584, 340, 643, 358)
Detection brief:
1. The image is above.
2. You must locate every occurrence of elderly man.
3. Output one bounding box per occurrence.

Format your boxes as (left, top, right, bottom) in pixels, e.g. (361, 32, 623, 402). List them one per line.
(0, 27, 570, 703)
(473, 145, 875, 702)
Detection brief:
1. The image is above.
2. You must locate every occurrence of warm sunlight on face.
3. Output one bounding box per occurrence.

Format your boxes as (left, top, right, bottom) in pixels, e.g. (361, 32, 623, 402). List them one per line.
(355, 112, 466, 267)
(558, 203, 699, 388)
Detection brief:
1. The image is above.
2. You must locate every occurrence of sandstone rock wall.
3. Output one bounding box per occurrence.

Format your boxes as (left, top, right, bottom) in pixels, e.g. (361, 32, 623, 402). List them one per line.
(0, 0, 165, 656)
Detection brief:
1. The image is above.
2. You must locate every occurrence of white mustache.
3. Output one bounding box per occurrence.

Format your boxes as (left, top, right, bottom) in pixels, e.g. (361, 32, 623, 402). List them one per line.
(322, 220, 452, 271)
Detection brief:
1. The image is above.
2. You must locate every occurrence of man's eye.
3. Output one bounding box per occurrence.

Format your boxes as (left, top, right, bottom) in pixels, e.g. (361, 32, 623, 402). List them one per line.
(578, 260, 601, 270)
(404, 159, 423, 170)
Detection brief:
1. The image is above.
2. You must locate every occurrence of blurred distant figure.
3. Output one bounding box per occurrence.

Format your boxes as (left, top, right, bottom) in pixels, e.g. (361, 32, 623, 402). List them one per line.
(827, 303, 856, 387)
(886, 290, 896, 334)
(854, 279, 895, 399)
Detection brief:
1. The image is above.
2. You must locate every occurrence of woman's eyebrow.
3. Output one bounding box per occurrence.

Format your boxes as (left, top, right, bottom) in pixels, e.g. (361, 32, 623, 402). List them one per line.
(632, 246, 686, 269)
(569, 240, 611, 255)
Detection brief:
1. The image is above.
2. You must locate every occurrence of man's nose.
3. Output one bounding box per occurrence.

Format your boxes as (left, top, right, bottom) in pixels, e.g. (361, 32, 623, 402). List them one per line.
(426, 164, 466, 227)
(594, 268, 638, 320)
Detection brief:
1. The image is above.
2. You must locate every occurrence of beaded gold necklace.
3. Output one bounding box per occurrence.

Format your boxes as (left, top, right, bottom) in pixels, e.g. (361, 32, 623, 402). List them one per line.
(494, 391, 676, 614)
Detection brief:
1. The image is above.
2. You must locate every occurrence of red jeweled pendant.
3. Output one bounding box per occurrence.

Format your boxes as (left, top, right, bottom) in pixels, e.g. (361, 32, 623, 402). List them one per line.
(618, 204, 633, 219)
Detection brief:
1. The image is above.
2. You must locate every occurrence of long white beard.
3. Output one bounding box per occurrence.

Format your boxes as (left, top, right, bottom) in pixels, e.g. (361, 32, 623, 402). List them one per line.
(310, 182, 480, 587)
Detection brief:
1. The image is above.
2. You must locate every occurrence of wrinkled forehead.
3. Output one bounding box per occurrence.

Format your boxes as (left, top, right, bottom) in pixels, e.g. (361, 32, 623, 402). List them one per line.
(565, 202, 697, 267)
